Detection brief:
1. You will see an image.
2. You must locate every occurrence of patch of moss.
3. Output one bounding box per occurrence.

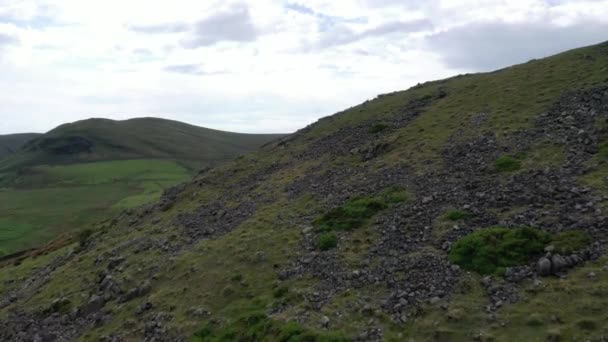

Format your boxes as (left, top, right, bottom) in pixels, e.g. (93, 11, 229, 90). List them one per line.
(314, 197, 387, 232)
(318, 232, 338, 251)
(495, 155, 523, 172)
(444, 209, 472, 221)
(369, 123, 389, 134)
(449, 227, 551, 275)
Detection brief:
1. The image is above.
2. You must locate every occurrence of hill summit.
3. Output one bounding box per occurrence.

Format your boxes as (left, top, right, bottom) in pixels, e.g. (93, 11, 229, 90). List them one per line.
(1, 42, 608, 341)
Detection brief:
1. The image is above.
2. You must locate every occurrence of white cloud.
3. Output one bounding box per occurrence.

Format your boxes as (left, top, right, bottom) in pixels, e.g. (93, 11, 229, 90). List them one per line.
(0, 0, 606, 134)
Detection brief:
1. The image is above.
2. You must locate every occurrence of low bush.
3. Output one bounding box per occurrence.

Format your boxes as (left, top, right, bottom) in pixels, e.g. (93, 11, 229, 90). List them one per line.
(314, 198, 387, 232)
(495, 155, 522, 172)
(551, 230, 591, 255)
(318, 232, 338, 251)
(449, 227, 551, 275)
(369, 123, 389, 134)
(194, 312, 348, 341)
(77, 228, 94, 247)
(445, 210, 472, 221)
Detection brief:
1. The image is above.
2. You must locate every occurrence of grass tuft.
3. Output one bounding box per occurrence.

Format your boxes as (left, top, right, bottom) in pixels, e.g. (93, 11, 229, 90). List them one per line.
(318, 232, 338, 251)
(495, 155, 523, 172)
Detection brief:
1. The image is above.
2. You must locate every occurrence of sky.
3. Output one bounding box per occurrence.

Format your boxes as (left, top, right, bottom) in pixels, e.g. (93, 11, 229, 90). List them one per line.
(0, 0, 607, 134)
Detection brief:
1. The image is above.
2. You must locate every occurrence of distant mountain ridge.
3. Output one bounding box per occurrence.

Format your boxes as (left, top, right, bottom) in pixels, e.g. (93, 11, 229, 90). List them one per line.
(1, 117, 285, 172)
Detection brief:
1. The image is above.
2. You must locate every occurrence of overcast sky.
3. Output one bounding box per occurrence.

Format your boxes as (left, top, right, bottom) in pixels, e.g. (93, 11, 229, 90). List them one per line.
(0, 0, 607, 134)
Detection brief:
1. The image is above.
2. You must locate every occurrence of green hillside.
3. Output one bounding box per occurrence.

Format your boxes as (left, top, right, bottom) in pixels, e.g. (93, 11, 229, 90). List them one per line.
(0, 118, 283, 256)
(0, 133, 40, 160)
(0, 117, 283, 173)
(1, 42, 608, 341)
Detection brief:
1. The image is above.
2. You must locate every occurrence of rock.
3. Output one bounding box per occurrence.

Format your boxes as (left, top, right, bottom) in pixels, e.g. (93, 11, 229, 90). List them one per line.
(537, 257, 552, 276)
(107, 256, 126, 270)
(544, 245, 555, 253)
(321, 315, 330, 328)
(84, 295, 105, 314)
(422, 196, 434, 204)
(135, 301, 153, 315)
(551, 255, 568, 273)
(587, 272, 597, 278)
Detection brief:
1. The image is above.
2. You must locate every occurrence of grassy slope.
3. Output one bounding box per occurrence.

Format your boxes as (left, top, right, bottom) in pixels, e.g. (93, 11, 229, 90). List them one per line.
(0, 133, 40, 160)
(1, 42, 608, 341)
(0, 159, 191, 256)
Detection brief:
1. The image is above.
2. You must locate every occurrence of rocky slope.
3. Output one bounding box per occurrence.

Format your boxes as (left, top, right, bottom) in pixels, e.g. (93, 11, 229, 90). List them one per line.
(1, 42, 608, 341)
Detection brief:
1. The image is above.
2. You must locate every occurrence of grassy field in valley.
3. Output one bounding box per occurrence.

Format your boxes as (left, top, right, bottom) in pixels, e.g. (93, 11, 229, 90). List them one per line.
(0, 159, 190, 256)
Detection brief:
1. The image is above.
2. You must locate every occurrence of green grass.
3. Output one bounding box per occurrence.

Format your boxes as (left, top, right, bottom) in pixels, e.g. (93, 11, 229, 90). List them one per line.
(194, 312, 348, 342)
(444, 209, 472, 221)
(0, 159, 190, 255)
(314, 197, 388, 232)
(449, 227, 551, 275)
(318, 232, 338, 251)
(495, 155, 523, 172)
(551, 230, 591, 255)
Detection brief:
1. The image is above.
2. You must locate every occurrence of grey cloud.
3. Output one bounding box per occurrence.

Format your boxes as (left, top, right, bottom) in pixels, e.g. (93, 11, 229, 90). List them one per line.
(318, 19, 433, 48)
(428, 21, 608, 71)
(164, 64, 229, 76)
(0, 33, 18, 52)
(182, 4, 257, 48)
(128, 22, 189, 34)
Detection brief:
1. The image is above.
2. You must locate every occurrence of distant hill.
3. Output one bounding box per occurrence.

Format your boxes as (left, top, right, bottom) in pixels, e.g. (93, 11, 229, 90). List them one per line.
(0, 133, 41, 160)
(1, 117, 284, 172)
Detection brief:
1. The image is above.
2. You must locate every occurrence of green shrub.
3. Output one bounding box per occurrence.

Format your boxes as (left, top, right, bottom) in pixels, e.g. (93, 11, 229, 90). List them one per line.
(445, 210, 471, 221)
(551, 230, 590, 254)
(449, 227, 551, 275)
(273, 286, 289, 298)
(369, 123, 389, 133)
(78, 228, 94, 247)
(495, 155, 522, 172)
(318, 232, 338, 251)
(231, 274, 243, 282)
(314, 197, 387, 232)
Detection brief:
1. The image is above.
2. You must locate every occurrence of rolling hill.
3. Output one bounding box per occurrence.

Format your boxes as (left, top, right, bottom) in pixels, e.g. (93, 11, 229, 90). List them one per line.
(0, 133, 41, 160)
(0, 118, 283, 257)
(1, 41, 608, 341)
(0, 117, 283, 173)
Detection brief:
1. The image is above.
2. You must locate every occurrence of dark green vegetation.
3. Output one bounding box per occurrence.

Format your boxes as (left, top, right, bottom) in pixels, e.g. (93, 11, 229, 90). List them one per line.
(0, 133, 41, 159)
(495, 155, 523, 172)
(314, 188, 409, 233)
(450, 228, 592, 275)
(449, 227, 551, 275)
(317, 232, 338, 251)
(0, 118, 282, 255)
(445, 209, 472, 221)
(195, 313, 347, 342)
(2, 42, 608, 341)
